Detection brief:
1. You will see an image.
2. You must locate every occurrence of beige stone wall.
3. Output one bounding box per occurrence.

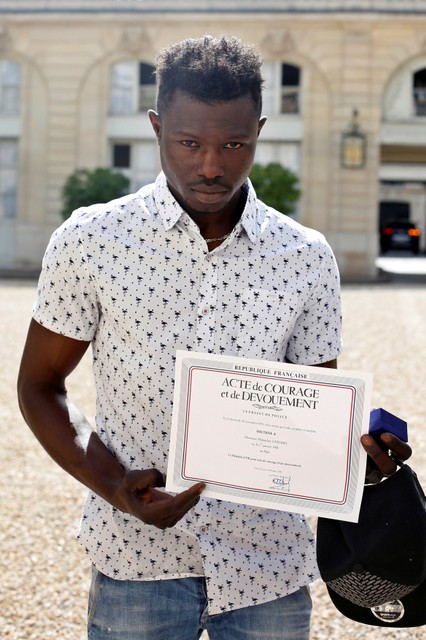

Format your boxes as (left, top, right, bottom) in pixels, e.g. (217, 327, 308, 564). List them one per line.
(1, 10, 426, 276)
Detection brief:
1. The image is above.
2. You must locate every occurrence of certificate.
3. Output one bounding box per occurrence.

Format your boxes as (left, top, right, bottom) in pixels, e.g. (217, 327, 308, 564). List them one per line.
(166, 351, 373, 522)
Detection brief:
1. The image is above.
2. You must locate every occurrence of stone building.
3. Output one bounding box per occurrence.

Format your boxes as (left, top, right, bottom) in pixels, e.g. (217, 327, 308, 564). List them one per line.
(1, 0, 426, 278)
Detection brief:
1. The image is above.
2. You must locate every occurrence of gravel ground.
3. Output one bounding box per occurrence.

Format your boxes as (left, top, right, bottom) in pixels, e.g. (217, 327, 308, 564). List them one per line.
(1, 278, 425, 640)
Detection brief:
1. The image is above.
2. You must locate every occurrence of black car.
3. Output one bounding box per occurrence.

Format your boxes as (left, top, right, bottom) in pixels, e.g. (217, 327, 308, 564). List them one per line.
(380, 219, 421, 255)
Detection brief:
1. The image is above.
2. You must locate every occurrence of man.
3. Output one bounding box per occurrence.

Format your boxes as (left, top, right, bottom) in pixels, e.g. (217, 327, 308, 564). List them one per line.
(18, 35, 411, 640)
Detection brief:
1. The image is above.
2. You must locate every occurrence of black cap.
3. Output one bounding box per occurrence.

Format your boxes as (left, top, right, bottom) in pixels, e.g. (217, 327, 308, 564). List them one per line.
(317, 464, 426, 628)
(326, 580, 426, 627)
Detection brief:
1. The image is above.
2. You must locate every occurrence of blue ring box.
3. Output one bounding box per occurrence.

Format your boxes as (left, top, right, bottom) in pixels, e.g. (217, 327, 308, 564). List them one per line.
(369, 408, 408, 442)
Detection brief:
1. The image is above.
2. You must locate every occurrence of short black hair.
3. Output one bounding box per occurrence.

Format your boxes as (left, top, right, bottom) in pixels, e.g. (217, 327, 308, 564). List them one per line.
(155, 35, 264, 116)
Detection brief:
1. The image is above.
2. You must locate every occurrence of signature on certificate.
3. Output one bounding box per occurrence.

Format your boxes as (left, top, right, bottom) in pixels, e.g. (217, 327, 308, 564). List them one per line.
(271, 476, 291, 492)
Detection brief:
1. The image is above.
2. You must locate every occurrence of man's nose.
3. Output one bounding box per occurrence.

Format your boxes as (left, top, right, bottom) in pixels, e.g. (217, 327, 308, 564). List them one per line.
(197, 149, 225, 180)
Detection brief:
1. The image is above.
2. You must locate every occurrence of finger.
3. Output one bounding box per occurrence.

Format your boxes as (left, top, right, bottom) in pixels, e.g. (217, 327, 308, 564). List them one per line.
(148, 483, 205, 504)
(137, 483, 205, 528)
(162, 484, 205, 527)
(127, 468, 166, 493)
(361, 435, 398, 477)
(380, 433, 412, 461)
(144, 468, 166, 488)
(172, 483, 205, 508)
(182, 482, 206, 497)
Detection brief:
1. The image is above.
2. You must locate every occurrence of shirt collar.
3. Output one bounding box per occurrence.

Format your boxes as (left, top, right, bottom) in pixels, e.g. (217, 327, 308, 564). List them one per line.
(152, 172, 267, 244)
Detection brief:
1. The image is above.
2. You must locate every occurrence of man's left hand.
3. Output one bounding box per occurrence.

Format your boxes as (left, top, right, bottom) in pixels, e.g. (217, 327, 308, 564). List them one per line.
(361, 432, 412, 483)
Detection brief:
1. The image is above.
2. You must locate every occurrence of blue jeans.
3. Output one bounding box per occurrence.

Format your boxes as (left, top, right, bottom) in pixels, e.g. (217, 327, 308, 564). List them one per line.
(87, 568, 312, 640)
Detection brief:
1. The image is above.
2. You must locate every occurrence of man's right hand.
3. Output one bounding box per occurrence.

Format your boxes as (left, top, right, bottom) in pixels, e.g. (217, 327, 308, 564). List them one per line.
(18, 320, 205, 532)
(113, 469, 205, 529)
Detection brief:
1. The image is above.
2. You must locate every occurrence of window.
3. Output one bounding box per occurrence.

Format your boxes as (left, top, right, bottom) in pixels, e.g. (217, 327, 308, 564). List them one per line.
(110, 61, 155, 115)
(111, 61, 134, 115)
(413, 68, 426, 116)
(0, 60, 21, 115)
(112, 141, 158, 192)
(262, 62, 301, 115)
(281, 64, 301, 114)
(113, 143, 131, 168)
(382, 59, 426, 121)
(0, 140, 18, 219)
(255, 142, 300, 175)
(138, 63, 156, 112)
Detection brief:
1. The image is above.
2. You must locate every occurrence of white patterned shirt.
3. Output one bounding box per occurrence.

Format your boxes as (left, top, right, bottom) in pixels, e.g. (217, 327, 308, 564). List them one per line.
(33, 172, 342, 614)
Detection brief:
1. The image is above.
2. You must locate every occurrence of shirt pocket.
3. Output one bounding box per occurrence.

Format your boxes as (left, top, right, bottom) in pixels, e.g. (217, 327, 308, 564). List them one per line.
(236, 288, 303, 360)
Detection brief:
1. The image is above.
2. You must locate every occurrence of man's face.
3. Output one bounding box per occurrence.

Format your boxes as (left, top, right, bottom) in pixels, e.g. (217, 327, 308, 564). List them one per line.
(149, 89, 266, 217)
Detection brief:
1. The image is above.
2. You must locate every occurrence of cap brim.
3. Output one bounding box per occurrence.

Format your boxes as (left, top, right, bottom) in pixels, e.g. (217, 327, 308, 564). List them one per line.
(326, 579, 426, 628)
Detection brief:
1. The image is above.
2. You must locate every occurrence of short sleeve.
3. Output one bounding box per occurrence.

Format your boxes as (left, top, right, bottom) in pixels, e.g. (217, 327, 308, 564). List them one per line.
(33, 215, 100, 341)
(285, 240, 343, 365)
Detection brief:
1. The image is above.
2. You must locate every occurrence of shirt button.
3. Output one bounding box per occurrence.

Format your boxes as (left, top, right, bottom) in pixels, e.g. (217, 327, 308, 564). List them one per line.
(202, 306, 209, 316)
(200, 527, 206, 534)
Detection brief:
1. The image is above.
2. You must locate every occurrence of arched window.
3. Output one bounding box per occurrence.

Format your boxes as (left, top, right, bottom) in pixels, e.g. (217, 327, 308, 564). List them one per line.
(383, 59, 426, 121)
(0, 60, 20, 115)
(413, 68, 426, 116)
(262, 62, 301, 115)
(110, 60, 155, 115)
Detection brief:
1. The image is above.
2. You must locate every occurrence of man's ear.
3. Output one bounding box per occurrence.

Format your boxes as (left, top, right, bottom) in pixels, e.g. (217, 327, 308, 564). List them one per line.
(257, 116, 267, 137)
(148, 110, 161, 142)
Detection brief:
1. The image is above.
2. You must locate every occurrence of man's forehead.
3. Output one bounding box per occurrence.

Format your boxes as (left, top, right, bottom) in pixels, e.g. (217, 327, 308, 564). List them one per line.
(164, 88, 257, 115)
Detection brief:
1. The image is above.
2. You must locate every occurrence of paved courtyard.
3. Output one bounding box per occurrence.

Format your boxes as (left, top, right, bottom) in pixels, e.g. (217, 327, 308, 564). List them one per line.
(1, 278, 425, 639)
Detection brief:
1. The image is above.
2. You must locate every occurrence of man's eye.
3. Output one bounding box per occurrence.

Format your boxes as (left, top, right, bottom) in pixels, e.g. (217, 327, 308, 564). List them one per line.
(181, 140, 198, 148)
(224, 142, 243, 149)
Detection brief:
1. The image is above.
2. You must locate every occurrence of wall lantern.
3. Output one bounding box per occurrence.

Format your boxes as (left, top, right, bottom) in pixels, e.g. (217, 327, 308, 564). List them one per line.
(341, 108, 367, 169)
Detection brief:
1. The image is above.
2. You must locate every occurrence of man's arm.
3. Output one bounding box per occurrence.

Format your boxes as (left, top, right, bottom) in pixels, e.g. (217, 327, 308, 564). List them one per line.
(17, 319, 204, 528)
(310, 357, 412, 479)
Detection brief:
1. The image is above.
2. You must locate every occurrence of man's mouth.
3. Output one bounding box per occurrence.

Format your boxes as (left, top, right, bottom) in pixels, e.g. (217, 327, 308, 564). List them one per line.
(191, 186, 228, 203)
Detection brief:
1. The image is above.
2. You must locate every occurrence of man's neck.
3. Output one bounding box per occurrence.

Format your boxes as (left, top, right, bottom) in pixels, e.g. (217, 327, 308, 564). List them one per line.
(179, 186, 248, 240)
